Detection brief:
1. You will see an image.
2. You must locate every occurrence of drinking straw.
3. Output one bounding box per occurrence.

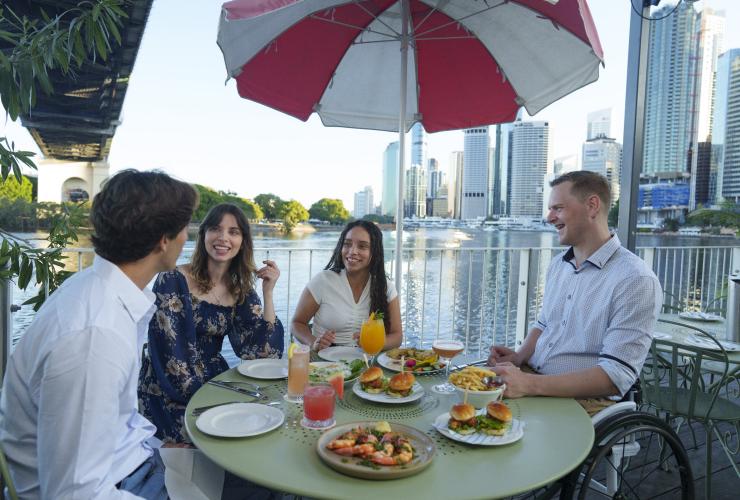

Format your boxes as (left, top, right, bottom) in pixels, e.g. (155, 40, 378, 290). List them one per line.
(363, 353, 369, 368)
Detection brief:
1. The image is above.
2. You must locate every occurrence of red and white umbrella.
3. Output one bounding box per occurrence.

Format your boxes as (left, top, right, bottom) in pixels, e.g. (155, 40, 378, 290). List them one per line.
(217, 0, 603, 286)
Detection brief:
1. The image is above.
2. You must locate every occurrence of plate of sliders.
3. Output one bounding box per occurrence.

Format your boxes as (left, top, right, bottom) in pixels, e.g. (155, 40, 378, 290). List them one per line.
(433, 401, 524, 446)
(352, 366, 424, 404)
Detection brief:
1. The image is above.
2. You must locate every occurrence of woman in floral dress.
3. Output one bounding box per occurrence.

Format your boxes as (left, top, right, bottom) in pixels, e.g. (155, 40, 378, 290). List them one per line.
(138, 203, 284, 444)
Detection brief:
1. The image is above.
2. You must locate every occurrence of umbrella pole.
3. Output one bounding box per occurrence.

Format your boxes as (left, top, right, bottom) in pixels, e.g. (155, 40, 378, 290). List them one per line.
(394, 0, 409, 308)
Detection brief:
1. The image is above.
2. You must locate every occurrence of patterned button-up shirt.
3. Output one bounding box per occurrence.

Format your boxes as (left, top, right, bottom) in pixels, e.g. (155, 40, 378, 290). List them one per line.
(528, 235, 662, 397)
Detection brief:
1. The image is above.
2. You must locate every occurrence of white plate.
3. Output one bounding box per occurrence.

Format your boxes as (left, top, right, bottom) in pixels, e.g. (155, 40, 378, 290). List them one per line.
(237, 359, 288, 379)
(376, 352, 446, 374)
(653, 332, 672, 340)
(317, 346, 365, 363)
(195, 403, 284, 437)
(678, 311, 723, 322)
(351, 381, 424, 404)
(684, 335, 740, 352)
(433, 411, 524, 446)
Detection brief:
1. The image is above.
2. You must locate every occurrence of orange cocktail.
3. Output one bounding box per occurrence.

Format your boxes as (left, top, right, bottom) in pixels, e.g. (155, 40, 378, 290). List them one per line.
(286, 343, 310, 402)
(359, 315, 385, 356)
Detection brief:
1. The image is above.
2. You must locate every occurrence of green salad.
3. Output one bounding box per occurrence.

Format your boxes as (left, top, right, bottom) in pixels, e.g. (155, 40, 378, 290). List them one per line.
(309, 359, 365, 383)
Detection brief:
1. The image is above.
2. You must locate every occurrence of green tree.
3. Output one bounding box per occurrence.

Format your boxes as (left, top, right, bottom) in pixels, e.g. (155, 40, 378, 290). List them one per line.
(308, 198, 350, 224)
(278, 200, 309, 233)
(663, 217, 680, 232)
(687, 202, 740, 232)
(0, 1, 126, 309)
(254, 193, 284, 220)
(608, 199, 619, 228)
(363, 214, 394, 224)
(192, 184, 263, 222)
(0, 174, 33, 202)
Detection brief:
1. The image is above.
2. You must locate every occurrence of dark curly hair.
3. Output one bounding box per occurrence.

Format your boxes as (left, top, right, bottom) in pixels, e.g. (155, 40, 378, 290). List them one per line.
(190, 203, 256, 305)
(90, 169, 198, 264)
(325, 220, 390, 329)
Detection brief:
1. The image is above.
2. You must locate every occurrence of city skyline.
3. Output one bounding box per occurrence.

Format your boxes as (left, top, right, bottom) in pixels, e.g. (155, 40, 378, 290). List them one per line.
(5, 1, 740, 210)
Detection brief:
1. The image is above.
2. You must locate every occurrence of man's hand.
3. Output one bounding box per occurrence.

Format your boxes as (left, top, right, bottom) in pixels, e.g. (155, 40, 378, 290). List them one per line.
(492, 363, 532, 398)
(488, 345, 520, 366)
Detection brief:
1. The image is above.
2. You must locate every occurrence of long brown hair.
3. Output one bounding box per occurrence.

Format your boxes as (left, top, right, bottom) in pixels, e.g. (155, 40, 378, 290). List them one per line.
(325, 220, 389, 329)
(190, 203, 255, 304)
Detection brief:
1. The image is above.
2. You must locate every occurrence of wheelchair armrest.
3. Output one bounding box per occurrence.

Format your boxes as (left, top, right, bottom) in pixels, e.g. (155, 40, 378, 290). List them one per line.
(590, 401, 637, 427)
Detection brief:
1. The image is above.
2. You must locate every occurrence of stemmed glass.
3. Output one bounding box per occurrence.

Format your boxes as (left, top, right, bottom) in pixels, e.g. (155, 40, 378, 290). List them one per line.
(359, 315, 385, 363)
(431, 339, 465, 394)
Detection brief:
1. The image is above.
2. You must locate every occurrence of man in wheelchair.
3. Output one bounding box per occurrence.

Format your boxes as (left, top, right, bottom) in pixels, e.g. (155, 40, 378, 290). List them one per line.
(488, 171, 661, 415)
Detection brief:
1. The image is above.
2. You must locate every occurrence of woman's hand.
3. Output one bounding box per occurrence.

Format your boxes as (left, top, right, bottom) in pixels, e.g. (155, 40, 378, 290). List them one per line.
(313, 330, 336, 351)
(256, 260, 280, 293)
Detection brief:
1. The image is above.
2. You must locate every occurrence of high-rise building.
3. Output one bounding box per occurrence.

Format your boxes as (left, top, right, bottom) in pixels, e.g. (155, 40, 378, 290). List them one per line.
(711, 48, 740, 204)
(689, 8, 725, 209)
(487, 146, 497, 217)
(448, 151, 464, 219)
(381, 142, 399, 217)
(587, 108, 611, 140)
(353, 186, 374, 219)
(493, 111, 522, 217)
(427, 158, 441, 198)
(404, 164, 426, 218)
(412, 123, 427, 179)
(553, 155, 579, 176)
(432, 184, 450, 217)
(643, 1, 699, 178)
(510, 121, 552, 219)
(582, 137, 622, 206)
(461, 127, 490, 219)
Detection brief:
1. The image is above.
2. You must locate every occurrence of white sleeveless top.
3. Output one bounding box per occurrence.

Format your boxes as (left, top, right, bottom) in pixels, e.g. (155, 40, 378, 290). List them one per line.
(307, 269, 397, 346)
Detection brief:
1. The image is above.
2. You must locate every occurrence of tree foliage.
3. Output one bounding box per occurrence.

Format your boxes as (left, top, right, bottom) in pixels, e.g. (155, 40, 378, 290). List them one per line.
(254, 193, 285, 220)
(686, 202, 740, 231)
(308, 198, 350, 224)
(278, 200, 309, 233)
(0, 1, 126, 309)
(0, 174, 33, 201)
(193, 184, 263, 222)
(608, 199, 619, 228)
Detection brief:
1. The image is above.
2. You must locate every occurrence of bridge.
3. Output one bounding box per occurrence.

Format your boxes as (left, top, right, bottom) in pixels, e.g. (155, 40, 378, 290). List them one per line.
(7, 0, 154, 202)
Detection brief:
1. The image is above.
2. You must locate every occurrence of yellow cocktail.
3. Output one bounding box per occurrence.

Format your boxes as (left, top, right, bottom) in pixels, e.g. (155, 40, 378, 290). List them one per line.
(359, 315, 385, 356)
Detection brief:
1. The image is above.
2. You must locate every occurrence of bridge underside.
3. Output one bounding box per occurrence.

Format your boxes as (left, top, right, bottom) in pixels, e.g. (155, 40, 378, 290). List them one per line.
(7, 0, 154, 161)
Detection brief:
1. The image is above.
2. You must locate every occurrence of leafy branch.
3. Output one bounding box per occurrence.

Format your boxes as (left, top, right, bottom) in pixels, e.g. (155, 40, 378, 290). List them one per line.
(0, 0, 127, 183)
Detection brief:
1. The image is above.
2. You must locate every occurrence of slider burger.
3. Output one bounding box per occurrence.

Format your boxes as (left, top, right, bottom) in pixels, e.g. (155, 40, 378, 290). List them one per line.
(477, 401, 512, 436)
(386, 372, 415, 398)
(447, 403, 477, 434)
(359, 366, 387, 394)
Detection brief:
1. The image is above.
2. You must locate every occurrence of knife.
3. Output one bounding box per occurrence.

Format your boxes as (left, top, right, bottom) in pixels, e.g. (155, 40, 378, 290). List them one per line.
(450, 359, 489, 371)
(207, 380, 262, 399)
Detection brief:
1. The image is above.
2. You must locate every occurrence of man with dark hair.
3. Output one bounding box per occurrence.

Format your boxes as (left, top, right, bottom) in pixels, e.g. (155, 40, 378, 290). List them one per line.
(489, 171, 661, 412)
(0, 169, 197, 499)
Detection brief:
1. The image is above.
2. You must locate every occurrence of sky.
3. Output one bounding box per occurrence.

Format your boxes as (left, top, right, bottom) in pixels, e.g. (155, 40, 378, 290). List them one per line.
(4, 0, 740, 209)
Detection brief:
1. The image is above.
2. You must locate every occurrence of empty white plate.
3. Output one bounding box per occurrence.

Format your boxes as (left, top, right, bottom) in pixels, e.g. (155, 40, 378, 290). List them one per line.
(237, 359, 288, 379)
(317, 346, 365, 363)
(195, 403, 284, 437)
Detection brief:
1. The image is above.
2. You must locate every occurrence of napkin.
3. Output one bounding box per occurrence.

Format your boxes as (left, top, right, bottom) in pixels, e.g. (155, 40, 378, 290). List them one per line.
(159, 448, 224, 500)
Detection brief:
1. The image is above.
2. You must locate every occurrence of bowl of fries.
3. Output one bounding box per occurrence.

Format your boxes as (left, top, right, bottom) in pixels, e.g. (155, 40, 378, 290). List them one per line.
(448, 366, 505, 408)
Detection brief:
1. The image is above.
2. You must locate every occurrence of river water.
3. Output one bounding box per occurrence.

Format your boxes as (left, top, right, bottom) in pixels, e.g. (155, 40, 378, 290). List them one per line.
(8, 228, 738, 365)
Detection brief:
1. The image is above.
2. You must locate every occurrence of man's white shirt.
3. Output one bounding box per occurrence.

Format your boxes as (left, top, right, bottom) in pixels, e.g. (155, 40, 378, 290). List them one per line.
(0, 256, 157, 499)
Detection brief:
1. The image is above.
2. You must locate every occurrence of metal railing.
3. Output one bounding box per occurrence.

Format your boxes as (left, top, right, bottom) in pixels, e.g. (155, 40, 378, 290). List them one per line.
(4, 244, 739, 366)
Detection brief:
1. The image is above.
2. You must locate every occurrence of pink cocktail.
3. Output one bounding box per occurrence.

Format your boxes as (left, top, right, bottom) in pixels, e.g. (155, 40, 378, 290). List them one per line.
(301, 385, 336, 429)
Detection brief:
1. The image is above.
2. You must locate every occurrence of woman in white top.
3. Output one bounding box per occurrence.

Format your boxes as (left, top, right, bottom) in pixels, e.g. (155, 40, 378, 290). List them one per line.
(291, 220, 403, 351)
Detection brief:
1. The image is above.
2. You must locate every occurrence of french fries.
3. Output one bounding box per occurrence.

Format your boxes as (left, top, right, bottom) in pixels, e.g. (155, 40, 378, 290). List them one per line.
(448, 366, 497, 391)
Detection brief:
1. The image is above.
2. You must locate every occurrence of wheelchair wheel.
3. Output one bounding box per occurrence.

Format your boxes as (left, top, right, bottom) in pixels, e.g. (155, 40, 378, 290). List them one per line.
(567, 411, 693, 500)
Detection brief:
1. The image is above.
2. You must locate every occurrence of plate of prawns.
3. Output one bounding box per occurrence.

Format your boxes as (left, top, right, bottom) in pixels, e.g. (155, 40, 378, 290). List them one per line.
(316, 420, 436, 479)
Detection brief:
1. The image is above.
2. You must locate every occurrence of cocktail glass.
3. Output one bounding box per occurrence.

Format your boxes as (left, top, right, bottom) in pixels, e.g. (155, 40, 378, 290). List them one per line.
(301, 384, 336, 429)
(285, 343, 310, 403)
(359, 317, 385, 363)
(431, 340, 465, 394)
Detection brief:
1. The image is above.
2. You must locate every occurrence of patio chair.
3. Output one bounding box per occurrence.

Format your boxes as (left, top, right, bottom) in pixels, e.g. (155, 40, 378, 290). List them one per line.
(0, 442, 19, 500)
(641, 319, 740, 500)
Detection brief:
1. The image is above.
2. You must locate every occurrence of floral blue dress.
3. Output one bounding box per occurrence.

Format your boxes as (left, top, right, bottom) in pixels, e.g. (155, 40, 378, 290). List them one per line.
(138, 269, 284, 443)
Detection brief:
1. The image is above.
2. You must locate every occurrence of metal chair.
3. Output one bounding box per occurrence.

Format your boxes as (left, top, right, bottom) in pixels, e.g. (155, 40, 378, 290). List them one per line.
(0, 442, 19, 500)
(642, 319, 740, 500)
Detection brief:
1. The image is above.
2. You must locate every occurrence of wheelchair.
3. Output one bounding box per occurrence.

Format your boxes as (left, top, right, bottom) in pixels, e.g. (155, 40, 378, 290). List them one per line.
(523, 383, 694, 499)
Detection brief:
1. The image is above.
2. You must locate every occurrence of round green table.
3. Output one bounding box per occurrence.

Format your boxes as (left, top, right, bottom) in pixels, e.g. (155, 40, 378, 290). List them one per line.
(185, 367, 594, 500)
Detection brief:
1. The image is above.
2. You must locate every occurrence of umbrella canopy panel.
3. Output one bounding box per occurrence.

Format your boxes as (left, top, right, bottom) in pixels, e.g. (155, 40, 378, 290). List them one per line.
(218, 0, 603, 133)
